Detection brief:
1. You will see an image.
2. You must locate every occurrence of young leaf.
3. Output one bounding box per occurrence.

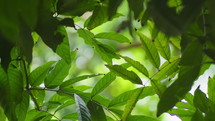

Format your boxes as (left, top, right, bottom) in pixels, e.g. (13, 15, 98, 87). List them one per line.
(91, 72, 116, 98)
(87, 101, 107, 121)
(136, 30, 160, 68)
(121, 56, 149, 77)
(157, 41, 203, 116)
(106, 65, 142, 84)
(154, 32, 171, 60)
(74, 94, 91, 121)
(208, 77, 215, 103)
(60, 73, 103, 89)
(29, 61, 56, 87)
(121, 87, 144, 121)
(95, 32, 130, 43)
(45, 59, 70, 89)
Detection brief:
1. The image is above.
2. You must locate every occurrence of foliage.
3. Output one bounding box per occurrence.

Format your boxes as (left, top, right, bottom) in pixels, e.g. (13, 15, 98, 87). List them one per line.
(0, 0, 215, 121)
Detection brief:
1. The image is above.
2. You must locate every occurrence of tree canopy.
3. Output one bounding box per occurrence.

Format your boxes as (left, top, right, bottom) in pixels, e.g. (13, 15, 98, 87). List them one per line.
(1, 0, 215, 121)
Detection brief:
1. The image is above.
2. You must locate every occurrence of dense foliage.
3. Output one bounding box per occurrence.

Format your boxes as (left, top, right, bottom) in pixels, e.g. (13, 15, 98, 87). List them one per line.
(0, 0, 215, 121)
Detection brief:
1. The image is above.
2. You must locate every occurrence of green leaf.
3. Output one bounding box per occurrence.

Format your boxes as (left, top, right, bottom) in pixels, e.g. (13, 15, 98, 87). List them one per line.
(60, 73, 103, 89)
(31, 89, 45, 106)
(0, 106, 6, 121)
(208, 77, 215, 103)
(191, 109, 204, 121)
(194, 88, 211, 113)
(106, 65, 142, 84)
(136, 30, 160, 68)
(127, 0, 144, 19)
(154, 32, 171, 60)
(45, 59, 70, 88)
(74, 94, 91, 121)
(127, 115, 159, 121)
(57, 0, 97, 16)
(29, 61, 56, 87)
(56, 26, 75, 64)
(152, 58, 179, 81)
(121, 56, 149, 77)
(157, 41, 203, 116)
(87, 101, 107, 121)
(77, 29, 95, 46)
(108, 0, 123, 19)
(91, 72, 116, 97)
(121, 87, 144, 121)
(87, 5, 108, 30)
(25, 109, 47, 121)
(62, 113, 78, 120)
(15, 91, 29, 121)
(108, 87, 154, 107)
(55, 100, 75, 113)
(95, 32, 130, 43)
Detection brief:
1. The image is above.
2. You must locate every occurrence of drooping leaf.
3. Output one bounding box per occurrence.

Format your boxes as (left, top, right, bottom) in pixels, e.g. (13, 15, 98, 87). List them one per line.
(127, 115, 159, 121)
(106, 65, 142, 84)
(157, 41, 203, 116)
(60, 73, 103, 89)
(121, 56, 149, 77)
(29, 61, 56, 87)
(121, 87, 144, 121)
(154, 32, 171, 60)
(137, 30, 160, 68)
(95, 32, 130, 43)
(87, 5, 108, 30)
(87, 101, 107, 121)
(91, 72, 116, 98)
(74, 94, 91, 121)
(45, 59, 70, 88)
(208, 77, 215, 103)
(127, 0, 144, 19)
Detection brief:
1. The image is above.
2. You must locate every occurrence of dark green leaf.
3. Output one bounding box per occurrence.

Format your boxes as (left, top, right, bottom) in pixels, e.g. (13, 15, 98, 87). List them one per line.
(106, 65, 142, 84)
(137, 30, 160, 68)
(204, 49, 215, 61)
(91, 72, 116, 97)
(59, 18, 75, 28)
(157, 41, 203, 116)
(87, 5, 108, 30)
(194, 88, 211, 113)
(121, 87, 144, 121)
(87, 101, 107, 121)
(45, 59, 70, 88)
(60, 73, 103, 89)
(141, 8, 150, 25)
(57, 0, 97, 16)
(108, 0, 123, 19)
(74, 94, 91, 121)
(95, 32, 130, 43)
(191, 109, 204, 121)
(25, 109, 47, 121)
(121, 56, 149, 77)
(29, 61, 56, 87)
(127, 0, 144, 19)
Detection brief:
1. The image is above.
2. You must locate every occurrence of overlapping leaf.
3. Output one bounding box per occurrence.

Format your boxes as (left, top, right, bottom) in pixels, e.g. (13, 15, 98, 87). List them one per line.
(137, 30, 160, 68)
(87, 101, 107, 121)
